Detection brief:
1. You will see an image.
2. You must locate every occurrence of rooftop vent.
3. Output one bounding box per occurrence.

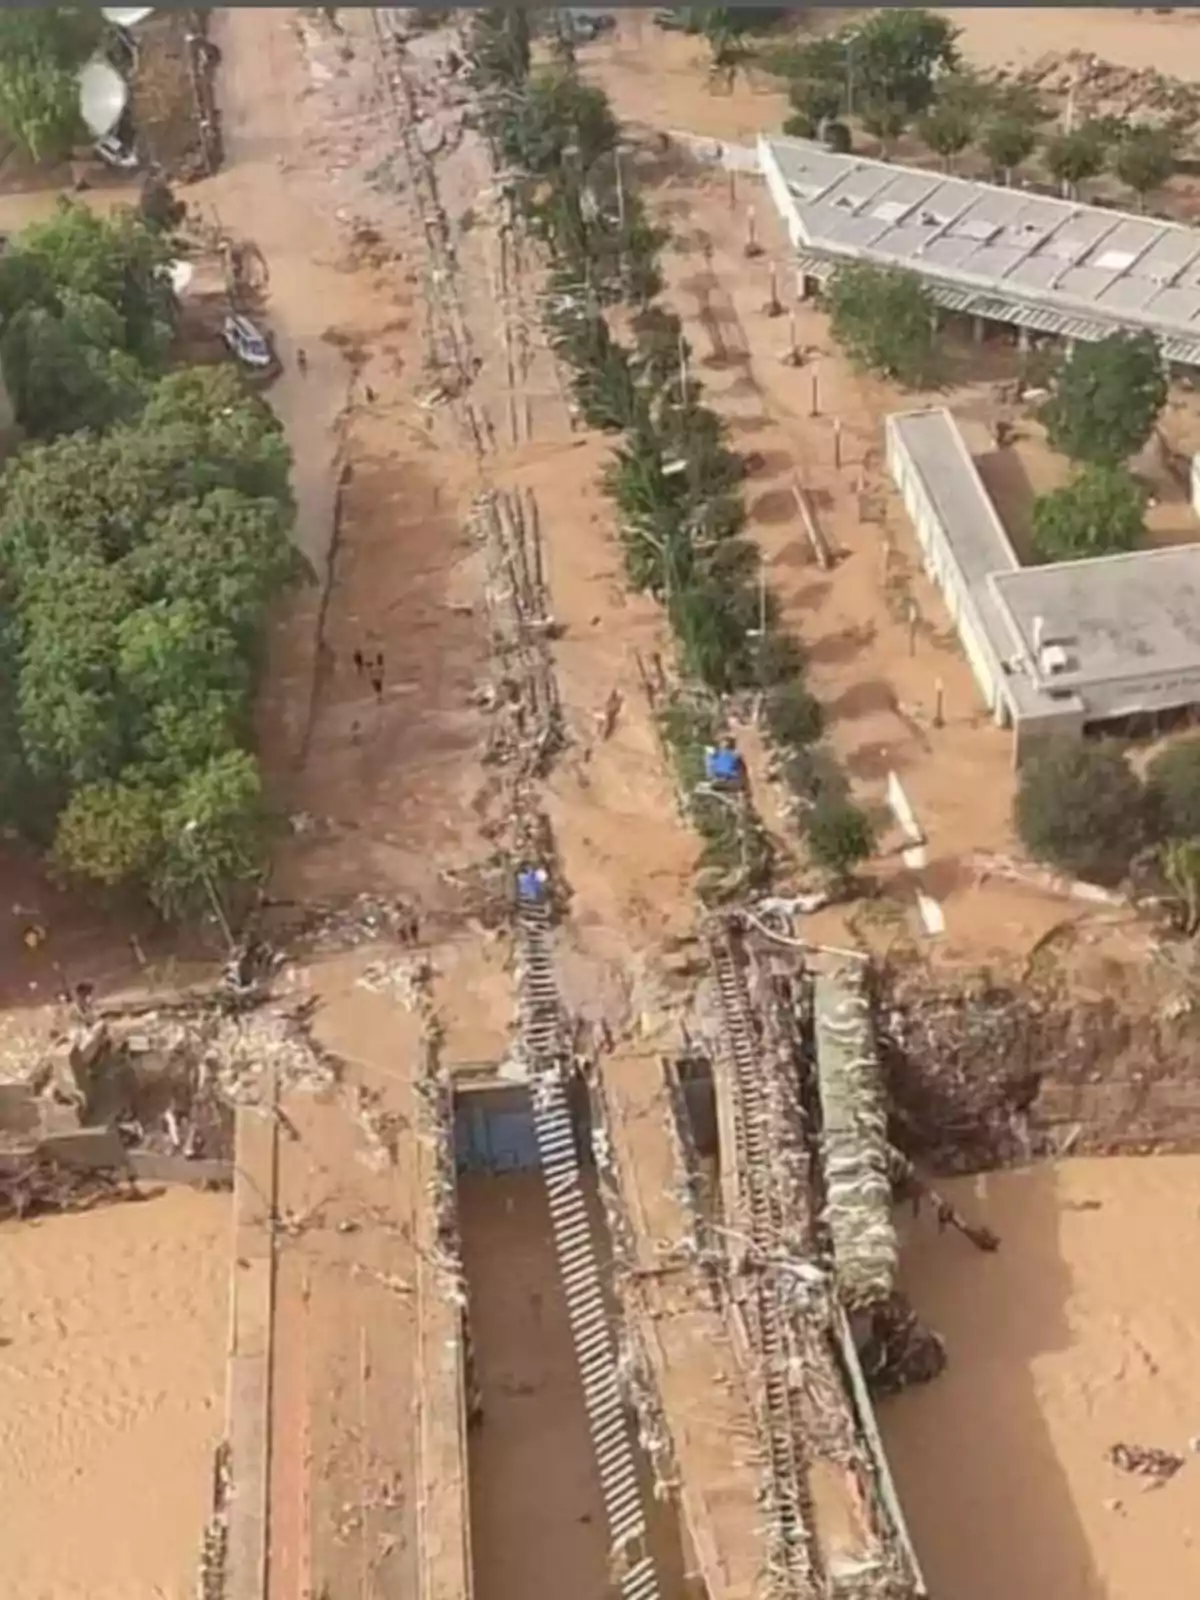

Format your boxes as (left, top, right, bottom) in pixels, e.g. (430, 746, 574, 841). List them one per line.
(1039, 643, 1072, 676)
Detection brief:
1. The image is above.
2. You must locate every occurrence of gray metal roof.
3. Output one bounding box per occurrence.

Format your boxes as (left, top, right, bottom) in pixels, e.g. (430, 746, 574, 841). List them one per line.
(765, 136, 1200, 364)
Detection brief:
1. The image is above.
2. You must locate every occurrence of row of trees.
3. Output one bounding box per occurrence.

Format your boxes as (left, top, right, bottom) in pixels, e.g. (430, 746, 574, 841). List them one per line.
(1017, 735, 1200, 930)
(0, 202, 303, 922)
(467, 9, 874, 887)
(774, 9, 1179, 209)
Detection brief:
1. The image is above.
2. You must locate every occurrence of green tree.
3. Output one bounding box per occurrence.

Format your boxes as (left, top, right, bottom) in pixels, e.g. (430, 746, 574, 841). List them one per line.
(53, 779, 162, 888)
(669, 582, 753, 692)
(918, 100, 975, 169)
(0, 9, 102, 163)
(1113, 124, 1175, 211)
(0, 290, 150, 438)
(859, 95, 909, 152)
(763, 679, 824, 748)
(828, 264, 937, 387)
(0, 201, 176, 364)
(501, 66, 617, 178)
(846, 9, 959, 118)
(0, 355, 300, 917)
(1044, 122, 1108, 198)
(1031, 465, 1145, 563)
(1041, 331, 1167, 465)
(806, 796, 875, 884)
(980, 116, 1037, 185)
(467, 7, 531, 93)
(1014, 738, 1147, 884)
(1146, 736, 1200, 840)
(154, 750, 268, 919)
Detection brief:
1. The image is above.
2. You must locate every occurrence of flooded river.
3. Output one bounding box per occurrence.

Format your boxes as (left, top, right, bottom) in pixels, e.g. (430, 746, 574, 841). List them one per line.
(0, 1188, 229, 1600)
(881, 1157, 1200, 1600)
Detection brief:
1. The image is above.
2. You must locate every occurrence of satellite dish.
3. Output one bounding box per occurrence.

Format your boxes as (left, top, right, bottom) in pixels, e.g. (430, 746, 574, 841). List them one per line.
(168, 260, 195, 295)
(101, 7, 155, 25)
(78, 58, 129, 139)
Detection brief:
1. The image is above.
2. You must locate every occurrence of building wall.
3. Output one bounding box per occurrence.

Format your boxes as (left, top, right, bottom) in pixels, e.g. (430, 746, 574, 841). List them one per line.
(1073, 664, 1200, 724)
(758, 136, 804, 250)
(884, 416, 1013, 724)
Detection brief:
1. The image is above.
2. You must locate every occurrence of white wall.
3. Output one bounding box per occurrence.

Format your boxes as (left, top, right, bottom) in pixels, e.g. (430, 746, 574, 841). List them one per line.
(885, 416, 1011, 723)
(757, 135, 804, 249)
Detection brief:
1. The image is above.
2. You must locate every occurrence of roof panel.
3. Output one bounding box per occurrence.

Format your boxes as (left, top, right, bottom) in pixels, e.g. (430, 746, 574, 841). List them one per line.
(762, 136, 1200, 355)
(1056, 265, 1129, 303)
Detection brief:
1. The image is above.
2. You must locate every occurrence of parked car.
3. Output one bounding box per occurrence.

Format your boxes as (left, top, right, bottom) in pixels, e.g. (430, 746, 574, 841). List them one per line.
(94, 134, 139, 171)
(221, 313, 275, 371)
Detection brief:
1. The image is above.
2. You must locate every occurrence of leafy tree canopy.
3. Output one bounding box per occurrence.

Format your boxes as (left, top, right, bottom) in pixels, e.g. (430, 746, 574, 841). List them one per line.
(0, 359, 300, 914)
(1044, 121, 1108, 194)
(1146, 736, 1200, 842)
(917, 99, 975, 167)
(1041, 331, 1167, 465)
(806, 796, 875, 882)
(0, 8, 102, 163)
(828, 263, 937, 387)
(0, 200, 177, 363)
(981, 115, 1037, 183)
(1030, 464, 1145, 563)
(1113, 123, 1175, 208)
(1, 290, 150, 439)
(1014, 738, 1147, 884)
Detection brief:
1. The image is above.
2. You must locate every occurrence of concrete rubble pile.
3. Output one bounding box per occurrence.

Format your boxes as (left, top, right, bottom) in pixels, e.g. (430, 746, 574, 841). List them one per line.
(0, 994, 340, 1215)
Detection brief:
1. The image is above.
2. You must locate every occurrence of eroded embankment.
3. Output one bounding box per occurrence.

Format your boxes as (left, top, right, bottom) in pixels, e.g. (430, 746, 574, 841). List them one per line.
(881, 974, 1200, 1172)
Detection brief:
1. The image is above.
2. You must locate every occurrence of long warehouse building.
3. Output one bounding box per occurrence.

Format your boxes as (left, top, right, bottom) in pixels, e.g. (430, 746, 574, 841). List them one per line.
(759, 134, 1200, 365)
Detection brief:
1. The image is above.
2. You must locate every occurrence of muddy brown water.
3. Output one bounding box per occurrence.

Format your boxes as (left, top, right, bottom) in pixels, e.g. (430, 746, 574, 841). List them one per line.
(881, 1157, 1200, 1600)
(0, 1188, 229, 1600)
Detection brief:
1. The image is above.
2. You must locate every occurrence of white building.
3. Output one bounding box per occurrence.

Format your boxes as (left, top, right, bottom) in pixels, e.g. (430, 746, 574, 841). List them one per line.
(759, 135, 1200, 366)
(887, 408, 1200, 760)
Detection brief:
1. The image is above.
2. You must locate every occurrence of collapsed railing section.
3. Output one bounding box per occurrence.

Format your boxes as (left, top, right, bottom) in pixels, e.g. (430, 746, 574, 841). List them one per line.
(709, 921, 926, 1600)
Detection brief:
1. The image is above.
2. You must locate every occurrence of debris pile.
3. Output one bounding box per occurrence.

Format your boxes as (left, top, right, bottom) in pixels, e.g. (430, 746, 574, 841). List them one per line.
(813, 964, 898, 1312)
(1013, 50, 1200, 128)
(0, 1150, 134, 1223)
(1108, 1441, 1186, 1484)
